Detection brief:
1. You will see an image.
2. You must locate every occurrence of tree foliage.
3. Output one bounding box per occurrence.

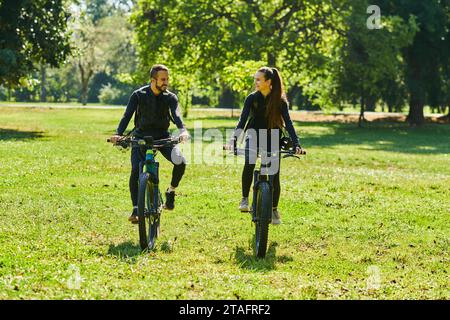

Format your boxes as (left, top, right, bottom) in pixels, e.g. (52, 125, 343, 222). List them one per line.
(381, 0, 450, 125)
(70, 0, 137, 104)
(131, 0, 345, 111)
(0, 0, 72, 86)
(335, 0, 417, 124)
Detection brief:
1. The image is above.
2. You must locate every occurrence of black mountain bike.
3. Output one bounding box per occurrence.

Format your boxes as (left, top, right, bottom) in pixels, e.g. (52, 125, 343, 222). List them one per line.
(108, 135, 181, 251)
(227, 138, 304, 258)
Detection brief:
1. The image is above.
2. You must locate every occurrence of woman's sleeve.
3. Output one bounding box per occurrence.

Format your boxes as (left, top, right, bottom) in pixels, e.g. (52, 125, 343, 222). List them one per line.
(232, 95, 251, 138)
(281, 101, 300, 147)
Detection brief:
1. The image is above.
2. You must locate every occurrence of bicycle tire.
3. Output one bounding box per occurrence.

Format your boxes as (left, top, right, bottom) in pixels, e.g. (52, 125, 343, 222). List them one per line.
(137, 172, 150, 250)
(147, 187, 161, 251)
(255, 182, 272, 258)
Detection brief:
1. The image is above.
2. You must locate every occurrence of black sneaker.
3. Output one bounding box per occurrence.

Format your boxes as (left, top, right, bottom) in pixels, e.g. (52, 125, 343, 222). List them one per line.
(164, 190, 175, 210)
(128, 207, 138, 224)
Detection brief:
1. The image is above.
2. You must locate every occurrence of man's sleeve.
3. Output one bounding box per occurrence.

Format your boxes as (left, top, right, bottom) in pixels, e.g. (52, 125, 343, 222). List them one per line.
(169, 95, 186, 130)
(116, 92, 138, 135)
(281, 101, 300, 147)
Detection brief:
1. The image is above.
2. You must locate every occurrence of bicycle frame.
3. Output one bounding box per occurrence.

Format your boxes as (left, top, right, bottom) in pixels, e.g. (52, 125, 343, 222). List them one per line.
(109, 135, 180, 251)
(226, 137, 302, 258)
(139, 148, 161, 215)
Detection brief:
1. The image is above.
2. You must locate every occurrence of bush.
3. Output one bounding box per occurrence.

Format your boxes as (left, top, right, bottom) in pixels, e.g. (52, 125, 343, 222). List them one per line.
(98, 83, 129, 105)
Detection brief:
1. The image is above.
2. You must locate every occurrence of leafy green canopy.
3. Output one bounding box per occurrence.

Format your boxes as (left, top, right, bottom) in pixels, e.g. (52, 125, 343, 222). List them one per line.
(131, 0, 343, 102)
(0, 0, 72, 86)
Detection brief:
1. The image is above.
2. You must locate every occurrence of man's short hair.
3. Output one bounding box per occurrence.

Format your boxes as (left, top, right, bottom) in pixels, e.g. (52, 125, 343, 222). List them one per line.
(150, 64, 169, 79)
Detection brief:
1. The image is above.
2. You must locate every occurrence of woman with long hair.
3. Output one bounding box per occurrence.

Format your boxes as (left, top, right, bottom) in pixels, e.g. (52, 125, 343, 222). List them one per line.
(225, 67, 305, 224)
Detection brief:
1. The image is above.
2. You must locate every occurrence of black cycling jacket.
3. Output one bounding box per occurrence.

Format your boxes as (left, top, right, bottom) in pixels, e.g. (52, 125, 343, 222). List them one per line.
(116, 85, 185, 136)
(233, 91, 300, 147)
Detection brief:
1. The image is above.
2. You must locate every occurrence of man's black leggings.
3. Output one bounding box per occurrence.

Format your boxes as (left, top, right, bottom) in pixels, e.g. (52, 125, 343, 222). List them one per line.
(241, 132, 281, 208)
(130, 141, 186, 207)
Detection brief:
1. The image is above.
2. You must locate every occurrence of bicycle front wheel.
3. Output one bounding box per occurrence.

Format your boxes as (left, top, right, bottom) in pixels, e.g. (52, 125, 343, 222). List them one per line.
(147, 187, 161, 251)
(137, 172, 151, 250)
(255, 182, 272, 258)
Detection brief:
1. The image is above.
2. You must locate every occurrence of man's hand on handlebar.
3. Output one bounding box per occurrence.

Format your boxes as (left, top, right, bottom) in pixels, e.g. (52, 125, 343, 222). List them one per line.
(109, 135, 124, 145)
(178, 130, 190, 143)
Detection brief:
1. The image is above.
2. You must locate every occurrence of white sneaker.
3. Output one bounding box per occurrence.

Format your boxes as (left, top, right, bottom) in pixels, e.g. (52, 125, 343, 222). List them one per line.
(239, 198, 251, 212)
(271, 209, 282, 225)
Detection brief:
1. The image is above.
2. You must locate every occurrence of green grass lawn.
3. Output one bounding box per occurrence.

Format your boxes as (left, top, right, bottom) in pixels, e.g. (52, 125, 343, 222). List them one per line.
(0, 106, 449, 299)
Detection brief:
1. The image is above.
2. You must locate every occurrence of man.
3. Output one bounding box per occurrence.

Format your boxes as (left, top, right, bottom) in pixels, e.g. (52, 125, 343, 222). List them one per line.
(110, 64, 189, 223)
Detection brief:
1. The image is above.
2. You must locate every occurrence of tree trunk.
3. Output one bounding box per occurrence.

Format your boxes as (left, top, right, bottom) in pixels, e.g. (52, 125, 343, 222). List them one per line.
(358, 96, 365, 127)
(407, 100, 425, 126)
(40, 64, 47, 102)
(405, 54, 426, 126)
(388, 103, 393, 113)
(218, 86, 236, 108)
(365, 95, 376, 112)
(78, 63, 93, 106)
(81, 81, 89, 106)
(286, 85, 301, 110)
(268, 53, 276, 67)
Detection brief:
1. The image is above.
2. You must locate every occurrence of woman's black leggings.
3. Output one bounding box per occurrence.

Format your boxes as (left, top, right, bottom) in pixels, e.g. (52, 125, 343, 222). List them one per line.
(241, 132, 281, 208)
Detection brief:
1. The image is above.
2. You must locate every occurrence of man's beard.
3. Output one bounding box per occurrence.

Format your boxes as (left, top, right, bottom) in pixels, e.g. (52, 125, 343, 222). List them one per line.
(156, 84, 167, 92)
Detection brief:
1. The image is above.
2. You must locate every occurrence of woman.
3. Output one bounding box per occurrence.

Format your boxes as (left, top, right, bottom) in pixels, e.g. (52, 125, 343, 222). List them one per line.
(225, 67, 305, 225)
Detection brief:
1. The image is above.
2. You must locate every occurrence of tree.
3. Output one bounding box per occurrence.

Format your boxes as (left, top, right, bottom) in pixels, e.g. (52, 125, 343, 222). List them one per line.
(380, 0, 450, 126)
(72, 15, 105, 105)
(71, 1, 136, 104)
(0, 0, 72, 86)
(334, 0, 417, 126)
(132, 0, 346, 111)
(380, 77, 407, 113)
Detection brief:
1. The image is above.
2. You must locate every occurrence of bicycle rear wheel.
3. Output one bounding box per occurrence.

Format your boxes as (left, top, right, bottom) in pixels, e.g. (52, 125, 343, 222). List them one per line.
(255, 182, 272, 258)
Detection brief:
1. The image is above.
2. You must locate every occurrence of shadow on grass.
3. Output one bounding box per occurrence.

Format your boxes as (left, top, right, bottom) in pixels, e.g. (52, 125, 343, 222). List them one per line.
(0, 128, 45, 141)
(188, 120, 450, 154)
(234, 240, 293, 271)
(107, 241, 142, 262)
(194, 121, 450, 153)
(296, 121, 450, 155)
(104, 119, 450, 154)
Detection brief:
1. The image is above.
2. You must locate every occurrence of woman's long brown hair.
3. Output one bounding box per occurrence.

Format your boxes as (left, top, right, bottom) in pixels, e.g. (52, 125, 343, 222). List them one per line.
(258, 67, 287, 129)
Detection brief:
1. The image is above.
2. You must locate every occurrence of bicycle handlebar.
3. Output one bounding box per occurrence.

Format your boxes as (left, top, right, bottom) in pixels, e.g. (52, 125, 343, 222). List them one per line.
(223, 137, 306, 159)
(222, 146, 304, 159)
(107, 135, 181, 149)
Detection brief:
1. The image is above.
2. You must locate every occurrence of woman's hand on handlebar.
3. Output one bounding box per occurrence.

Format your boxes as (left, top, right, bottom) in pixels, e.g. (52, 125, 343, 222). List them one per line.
(295, 146, 306, 155)
(223, 137, 237, 151)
